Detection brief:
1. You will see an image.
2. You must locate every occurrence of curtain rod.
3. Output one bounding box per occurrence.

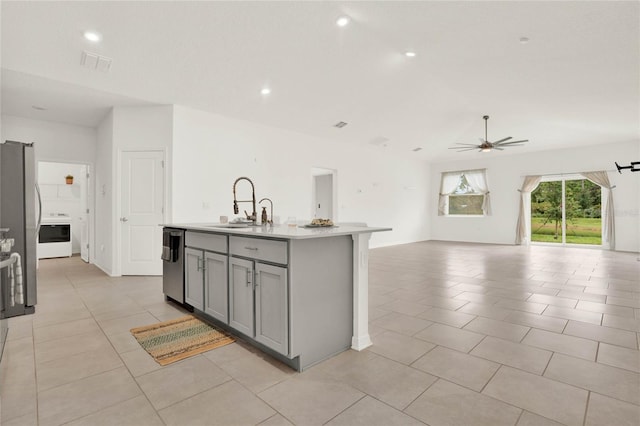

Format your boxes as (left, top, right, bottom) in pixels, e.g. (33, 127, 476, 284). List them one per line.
(520, 169, 617, 177)
(517, 170, 617, 190)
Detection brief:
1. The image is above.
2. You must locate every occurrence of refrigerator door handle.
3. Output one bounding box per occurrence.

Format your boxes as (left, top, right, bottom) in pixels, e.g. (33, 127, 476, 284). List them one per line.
(35, 183, 42, 236)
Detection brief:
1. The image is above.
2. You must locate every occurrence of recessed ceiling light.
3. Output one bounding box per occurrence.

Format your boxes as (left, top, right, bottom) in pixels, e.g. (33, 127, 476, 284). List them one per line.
(83, 31, 102, 42)
(405, 51, 417, 58)
(336, 16, 350, 27)
(31, 105, 47, 111)
(260, 87, 271, 95)
(519, 37, 530, 44)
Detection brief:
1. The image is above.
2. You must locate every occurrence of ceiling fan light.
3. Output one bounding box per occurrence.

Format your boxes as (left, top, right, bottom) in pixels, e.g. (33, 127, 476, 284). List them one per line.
(481, 147, 492, 153)
(83, 30, 102, 42)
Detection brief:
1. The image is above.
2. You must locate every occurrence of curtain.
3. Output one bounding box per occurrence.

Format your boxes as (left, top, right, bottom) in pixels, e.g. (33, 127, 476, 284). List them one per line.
(438, 172, 461, 215)
(515, 175, 542, 245)
(581, 171, 615, 250)
(464, 169, 491, 215)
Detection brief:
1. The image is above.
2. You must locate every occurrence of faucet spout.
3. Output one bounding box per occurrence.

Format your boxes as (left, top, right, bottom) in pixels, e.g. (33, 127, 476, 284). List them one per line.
(232, 177, 257, 224)
(259, 198, 274, 226)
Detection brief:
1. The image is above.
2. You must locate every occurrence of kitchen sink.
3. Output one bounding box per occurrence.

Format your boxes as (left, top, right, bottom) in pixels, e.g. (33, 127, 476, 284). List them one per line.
(205, 223, 254, 229)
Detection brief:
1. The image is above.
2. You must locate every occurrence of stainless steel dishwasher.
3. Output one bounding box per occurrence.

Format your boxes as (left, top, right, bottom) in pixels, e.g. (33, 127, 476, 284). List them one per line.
(162, 228, 184, 304)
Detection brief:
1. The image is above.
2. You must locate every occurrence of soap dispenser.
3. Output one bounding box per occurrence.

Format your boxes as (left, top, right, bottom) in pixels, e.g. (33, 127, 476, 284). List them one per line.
(261, 207, 268, 225)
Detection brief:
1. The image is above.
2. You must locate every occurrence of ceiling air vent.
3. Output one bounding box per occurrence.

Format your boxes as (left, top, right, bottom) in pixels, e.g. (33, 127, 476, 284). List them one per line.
(333, 121, 348, 128)
(81, 51, 112, 72)
(412, 147, 423, 152)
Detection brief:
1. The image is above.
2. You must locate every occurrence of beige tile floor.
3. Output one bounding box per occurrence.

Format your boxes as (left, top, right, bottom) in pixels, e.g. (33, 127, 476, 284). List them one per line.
(0, 241, 639, 425)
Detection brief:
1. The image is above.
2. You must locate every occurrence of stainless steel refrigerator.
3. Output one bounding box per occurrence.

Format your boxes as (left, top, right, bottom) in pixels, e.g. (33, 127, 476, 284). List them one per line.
(0, 141, 40, 333)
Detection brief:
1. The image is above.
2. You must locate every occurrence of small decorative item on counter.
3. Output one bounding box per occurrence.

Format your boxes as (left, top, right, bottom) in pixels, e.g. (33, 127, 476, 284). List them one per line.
(65, 175, 74, 185)
(311, 218, 334, 227)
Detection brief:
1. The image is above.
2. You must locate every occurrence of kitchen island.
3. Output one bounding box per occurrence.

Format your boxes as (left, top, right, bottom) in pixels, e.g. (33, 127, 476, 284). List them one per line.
(162, 223, 390, 371)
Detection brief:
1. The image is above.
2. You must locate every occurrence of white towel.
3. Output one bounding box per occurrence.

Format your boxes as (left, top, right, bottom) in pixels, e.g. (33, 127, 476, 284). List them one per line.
(12, 252, 23, 305)
(8, 261, 15, 307)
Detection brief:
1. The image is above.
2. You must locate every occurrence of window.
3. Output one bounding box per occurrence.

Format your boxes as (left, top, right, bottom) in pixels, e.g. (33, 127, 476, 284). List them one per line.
(530, 176, 602, 245)
(439, 169, 490, 216)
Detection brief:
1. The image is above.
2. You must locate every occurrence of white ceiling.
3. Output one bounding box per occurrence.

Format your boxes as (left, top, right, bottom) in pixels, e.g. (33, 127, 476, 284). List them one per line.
(2, 1, 638, 161)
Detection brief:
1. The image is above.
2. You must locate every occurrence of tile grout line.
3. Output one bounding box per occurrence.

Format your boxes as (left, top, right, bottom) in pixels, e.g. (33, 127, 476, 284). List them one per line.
(582, 391, 592, 426)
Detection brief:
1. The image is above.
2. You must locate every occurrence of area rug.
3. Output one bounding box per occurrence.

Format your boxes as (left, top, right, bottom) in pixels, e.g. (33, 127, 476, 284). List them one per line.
(130, 315, 235, 366)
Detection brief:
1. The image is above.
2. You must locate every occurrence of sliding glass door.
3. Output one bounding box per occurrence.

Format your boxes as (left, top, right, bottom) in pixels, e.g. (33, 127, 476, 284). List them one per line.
(531, 177, 602, 246)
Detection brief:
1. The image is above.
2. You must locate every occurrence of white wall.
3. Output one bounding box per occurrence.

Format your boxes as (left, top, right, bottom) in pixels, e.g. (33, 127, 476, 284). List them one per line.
(171, 106, 430, 247)
(429, 140, 640, 253)
(95, 110, 113, 274)
(1, 115, 96, 163)
(93, 105, 173, 275)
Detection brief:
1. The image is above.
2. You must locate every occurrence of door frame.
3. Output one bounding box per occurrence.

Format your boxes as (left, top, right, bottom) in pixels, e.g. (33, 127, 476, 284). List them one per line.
(311, 167, 338, 221)
(36, 159, 94, 263)
(115, 148, 168, 276)
(530, 174, 604, 248)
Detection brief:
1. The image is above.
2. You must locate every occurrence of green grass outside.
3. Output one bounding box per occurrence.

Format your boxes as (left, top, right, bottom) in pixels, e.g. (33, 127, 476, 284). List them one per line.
(531, 217, 602, 245)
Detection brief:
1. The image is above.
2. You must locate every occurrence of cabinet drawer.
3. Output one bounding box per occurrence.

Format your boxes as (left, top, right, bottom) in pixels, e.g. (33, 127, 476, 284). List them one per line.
(185, 232, 227, 253)
(230, 236, 288, 265)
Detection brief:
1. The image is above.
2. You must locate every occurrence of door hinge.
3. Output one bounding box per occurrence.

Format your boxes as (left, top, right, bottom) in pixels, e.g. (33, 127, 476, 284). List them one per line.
(86, 208, 90, 214)
(161, 160, 165, 168)
(86, 173, 90, 179)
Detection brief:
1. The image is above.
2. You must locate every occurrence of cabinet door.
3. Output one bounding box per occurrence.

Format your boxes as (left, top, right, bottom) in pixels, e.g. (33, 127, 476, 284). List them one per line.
(184, 247, 204, 310)
(204, 251, 228, 323)
(229, 257, 254, 337)
(255, 263, 288, 355)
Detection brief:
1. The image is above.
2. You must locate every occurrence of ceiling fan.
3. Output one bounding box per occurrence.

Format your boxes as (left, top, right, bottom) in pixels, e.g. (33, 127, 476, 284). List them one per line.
(449, 115, 528, 153)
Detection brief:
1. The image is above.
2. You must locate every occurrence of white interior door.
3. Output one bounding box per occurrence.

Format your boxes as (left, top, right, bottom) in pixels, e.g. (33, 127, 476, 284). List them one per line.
(313, 173, 333, 219)
(120, 151, 164, 275)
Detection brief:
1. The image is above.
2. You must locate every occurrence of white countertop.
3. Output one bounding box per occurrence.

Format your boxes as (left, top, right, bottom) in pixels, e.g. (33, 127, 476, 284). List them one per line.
(41, 215, 72, 225)
(163, 223, 391, 240)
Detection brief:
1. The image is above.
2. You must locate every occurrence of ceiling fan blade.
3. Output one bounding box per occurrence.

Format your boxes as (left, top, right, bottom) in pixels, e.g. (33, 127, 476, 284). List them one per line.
(492, 137, 512, 144)
(500, 139, 528, 144)
(449, 146, 478, 150)
(493, 147, 505, 150)
(455, 147, 479, 152)
(453, 143, 480, 146)
(498, 140, 528, 146)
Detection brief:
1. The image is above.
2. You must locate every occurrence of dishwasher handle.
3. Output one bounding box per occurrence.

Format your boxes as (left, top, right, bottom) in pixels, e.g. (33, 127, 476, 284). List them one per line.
(161, 230, 182, 262)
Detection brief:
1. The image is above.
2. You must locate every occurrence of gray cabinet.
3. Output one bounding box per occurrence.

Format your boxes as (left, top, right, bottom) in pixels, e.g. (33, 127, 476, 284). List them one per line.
(185, 232, 228, 321)
(229, 257, 254, 336)
(204, 252, 228, 323)
(229, 236, 289, 356)
(184, 247, 204, 310)
(177, 230, 354, 370)
(255, 262, 288, 354)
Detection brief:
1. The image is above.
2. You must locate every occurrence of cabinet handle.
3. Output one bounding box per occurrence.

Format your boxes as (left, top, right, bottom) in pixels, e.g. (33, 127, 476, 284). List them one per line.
(246, 269, 252, 286)
(244, 246, 258, 251)
(197, 257, 205, 271)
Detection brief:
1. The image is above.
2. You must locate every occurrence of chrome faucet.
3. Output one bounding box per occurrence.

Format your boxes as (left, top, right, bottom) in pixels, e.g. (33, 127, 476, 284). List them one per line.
(259, 198, 274, 226)
(232, 177, 257, 224)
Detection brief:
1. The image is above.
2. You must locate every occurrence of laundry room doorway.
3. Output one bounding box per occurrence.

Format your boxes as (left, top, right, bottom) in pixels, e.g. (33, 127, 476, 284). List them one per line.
(37, 161, 92, 262)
